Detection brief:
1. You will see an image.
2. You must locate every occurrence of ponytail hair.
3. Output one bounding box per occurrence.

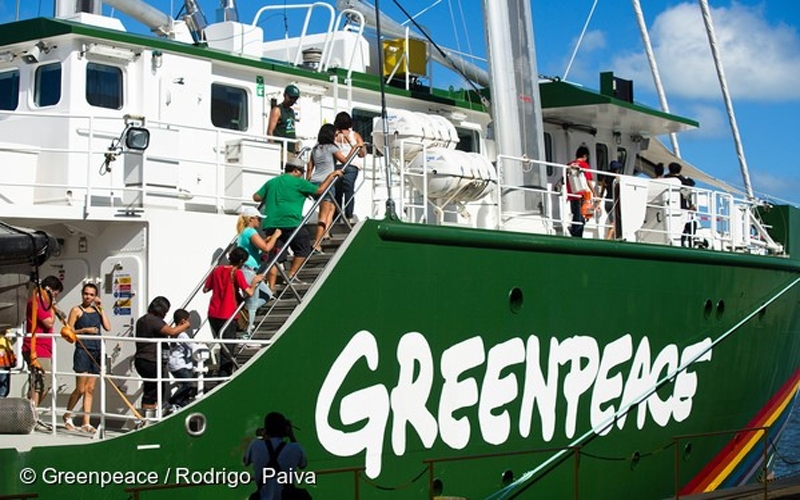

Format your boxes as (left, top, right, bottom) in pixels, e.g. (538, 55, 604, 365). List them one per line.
(236, 214, 248, 234)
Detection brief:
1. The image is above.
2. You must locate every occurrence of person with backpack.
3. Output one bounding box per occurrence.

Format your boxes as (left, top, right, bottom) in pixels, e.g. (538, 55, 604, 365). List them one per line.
(665, 162, 697, 246)
(244, 411, 308, 500)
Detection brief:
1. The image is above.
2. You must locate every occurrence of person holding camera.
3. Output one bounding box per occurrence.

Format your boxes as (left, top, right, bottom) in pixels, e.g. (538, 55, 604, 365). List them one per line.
(244, 411, 308, 500)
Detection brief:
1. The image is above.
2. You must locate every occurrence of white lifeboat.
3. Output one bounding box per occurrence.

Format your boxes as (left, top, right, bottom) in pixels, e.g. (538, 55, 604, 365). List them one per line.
(407, 148, 496, 202)
(372, 110, 459, 160)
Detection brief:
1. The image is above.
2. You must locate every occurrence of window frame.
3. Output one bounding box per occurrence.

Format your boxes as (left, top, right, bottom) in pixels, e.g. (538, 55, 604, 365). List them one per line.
(210, 82, 249, 131)
(34, 62, 62, 108)
(0, 69, 20, 111)
(86, 62, 123, 110)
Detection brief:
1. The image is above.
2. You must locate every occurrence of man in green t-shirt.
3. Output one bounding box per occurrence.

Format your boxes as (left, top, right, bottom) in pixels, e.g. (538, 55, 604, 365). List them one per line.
(253, 160, 342, 290)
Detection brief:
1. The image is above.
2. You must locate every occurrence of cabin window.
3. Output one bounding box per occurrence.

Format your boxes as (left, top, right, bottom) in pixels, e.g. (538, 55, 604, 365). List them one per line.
(34, 63, 61, 107)
(211, 83, 248, 131)
(0, 70, 20, 110)
(455, 128, 480, 153)
(86, 63, 123, 109)
(544, 132, 553, 176)
(595, 142, 609, 171)
(352, 108, 380, 153)
(617, 147, 628, 169)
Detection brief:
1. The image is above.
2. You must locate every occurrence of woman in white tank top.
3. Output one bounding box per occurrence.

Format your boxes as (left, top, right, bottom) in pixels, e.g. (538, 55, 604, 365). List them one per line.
(333, 112, 366, 222)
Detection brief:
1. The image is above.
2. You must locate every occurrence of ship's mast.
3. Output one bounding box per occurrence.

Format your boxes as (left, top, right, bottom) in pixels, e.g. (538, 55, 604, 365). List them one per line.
(483, 0, 546, 212)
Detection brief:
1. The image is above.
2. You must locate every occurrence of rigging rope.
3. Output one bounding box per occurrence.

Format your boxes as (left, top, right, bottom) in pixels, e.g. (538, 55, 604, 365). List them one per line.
(563, 0, 599, 81)
(697, 0, 754, 200)
(631, 0, 681, 157)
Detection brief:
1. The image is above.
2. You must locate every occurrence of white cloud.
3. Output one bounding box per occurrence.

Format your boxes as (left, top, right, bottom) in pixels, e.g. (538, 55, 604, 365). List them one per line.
(681, 104, 728, 138)
(613, 2, 800, 101)
(577, 29, 607, 53)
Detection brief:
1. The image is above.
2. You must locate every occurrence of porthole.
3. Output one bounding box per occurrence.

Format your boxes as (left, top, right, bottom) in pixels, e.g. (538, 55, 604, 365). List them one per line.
(716, 300, 725, 319)
(703, 299, 713, 319)
(185, 413, 207, 437)
(509, 287, 523, 314)
(431, 477, 443, 496)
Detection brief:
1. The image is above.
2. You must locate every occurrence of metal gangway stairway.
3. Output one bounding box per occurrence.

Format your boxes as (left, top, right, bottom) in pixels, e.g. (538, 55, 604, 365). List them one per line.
(233, 219, 352, 366)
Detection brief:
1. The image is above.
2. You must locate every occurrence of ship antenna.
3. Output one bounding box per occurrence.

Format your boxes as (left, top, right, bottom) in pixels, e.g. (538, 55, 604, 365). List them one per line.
(374, 0, 398, 220)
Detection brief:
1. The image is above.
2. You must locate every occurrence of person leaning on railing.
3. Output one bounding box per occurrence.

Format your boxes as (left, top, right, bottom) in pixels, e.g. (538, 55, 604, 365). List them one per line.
(134, 296, 190, 414)
(23, 275, 63, 414)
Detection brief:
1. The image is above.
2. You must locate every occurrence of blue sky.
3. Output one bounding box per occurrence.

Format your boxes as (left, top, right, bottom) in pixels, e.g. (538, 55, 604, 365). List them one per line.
(2, 0, 799, 204)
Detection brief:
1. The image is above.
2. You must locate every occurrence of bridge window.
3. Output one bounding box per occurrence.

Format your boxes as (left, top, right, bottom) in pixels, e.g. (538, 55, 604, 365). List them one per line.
(86, 63, 123, 109)
(0, 70, 20, 110)
(34, 63, 61, 107)
(211, 83, 248, 131)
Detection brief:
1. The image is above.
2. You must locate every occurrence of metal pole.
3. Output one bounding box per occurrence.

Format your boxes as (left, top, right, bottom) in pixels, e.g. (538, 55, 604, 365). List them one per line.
(374, 0, 398, 219)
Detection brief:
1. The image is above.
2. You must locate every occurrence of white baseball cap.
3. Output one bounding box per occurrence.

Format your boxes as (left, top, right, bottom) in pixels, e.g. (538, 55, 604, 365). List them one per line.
(241, 206, 262, 218)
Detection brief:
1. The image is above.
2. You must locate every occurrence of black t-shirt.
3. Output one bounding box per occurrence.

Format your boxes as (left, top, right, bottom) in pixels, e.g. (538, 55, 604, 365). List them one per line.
(135, 313, 167, 363)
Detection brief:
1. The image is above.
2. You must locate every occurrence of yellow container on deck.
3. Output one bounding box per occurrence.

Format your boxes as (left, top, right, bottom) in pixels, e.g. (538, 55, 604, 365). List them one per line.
(382, 38, 427, 77)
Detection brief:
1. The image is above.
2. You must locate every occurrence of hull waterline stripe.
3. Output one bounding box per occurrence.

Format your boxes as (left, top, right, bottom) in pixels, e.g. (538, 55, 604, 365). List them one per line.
(682, 368, 800, 493)
(488, 275, 800, 500)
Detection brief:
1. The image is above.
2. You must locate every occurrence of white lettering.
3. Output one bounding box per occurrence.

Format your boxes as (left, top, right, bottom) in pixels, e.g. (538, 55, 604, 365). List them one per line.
(519, 336, 559, 441)
(438, 336, 485, 449)
(673, 338, 712, 422)
(479, 337, 525, 445)
(617, 337, 653, 430)
(647, 344, 679, 426)
(558, 336, 599, 439)
(390, 332, 437, 455)
(315, 330, 389, 478)
(591, 334, 632, 435)
(316, 330, 713, 479)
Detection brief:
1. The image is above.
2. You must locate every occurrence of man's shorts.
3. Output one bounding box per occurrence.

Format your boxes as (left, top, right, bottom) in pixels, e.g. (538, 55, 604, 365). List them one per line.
(264, 226, 312, 262)
(22, 352, 51, 396)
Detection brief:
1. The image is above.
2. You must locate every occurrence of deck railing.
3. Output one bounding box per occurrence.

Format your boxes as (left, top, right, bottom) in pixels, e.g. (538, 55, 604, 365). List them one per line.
(4, 331, 268, 434)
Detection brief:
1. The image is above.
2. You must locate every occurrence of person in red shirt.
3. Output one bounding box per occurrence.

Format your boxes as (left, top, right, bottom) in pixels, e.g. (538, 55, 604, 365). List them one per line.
(23, 275, 63, 409)
(204, 246, 263, 376)
(566, 146, 595, 238)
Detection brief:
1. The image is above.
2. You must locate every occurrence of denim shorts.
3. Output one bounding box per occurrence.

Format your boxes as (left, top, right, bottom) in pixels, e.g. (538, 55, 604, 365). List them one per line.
(73, 347, 101, 374)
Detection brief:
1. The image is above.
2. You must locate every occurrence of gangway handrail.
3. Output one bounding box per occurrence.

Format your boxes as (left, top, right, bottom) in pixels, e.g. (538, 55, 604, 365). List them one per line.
(178, 234, 238, 311)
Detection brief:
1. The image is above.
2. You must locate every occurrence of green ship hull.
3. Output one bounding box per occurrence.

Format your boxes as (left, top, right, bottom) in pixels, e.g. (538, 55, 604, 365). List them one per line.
(3, 211, 800, 499)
